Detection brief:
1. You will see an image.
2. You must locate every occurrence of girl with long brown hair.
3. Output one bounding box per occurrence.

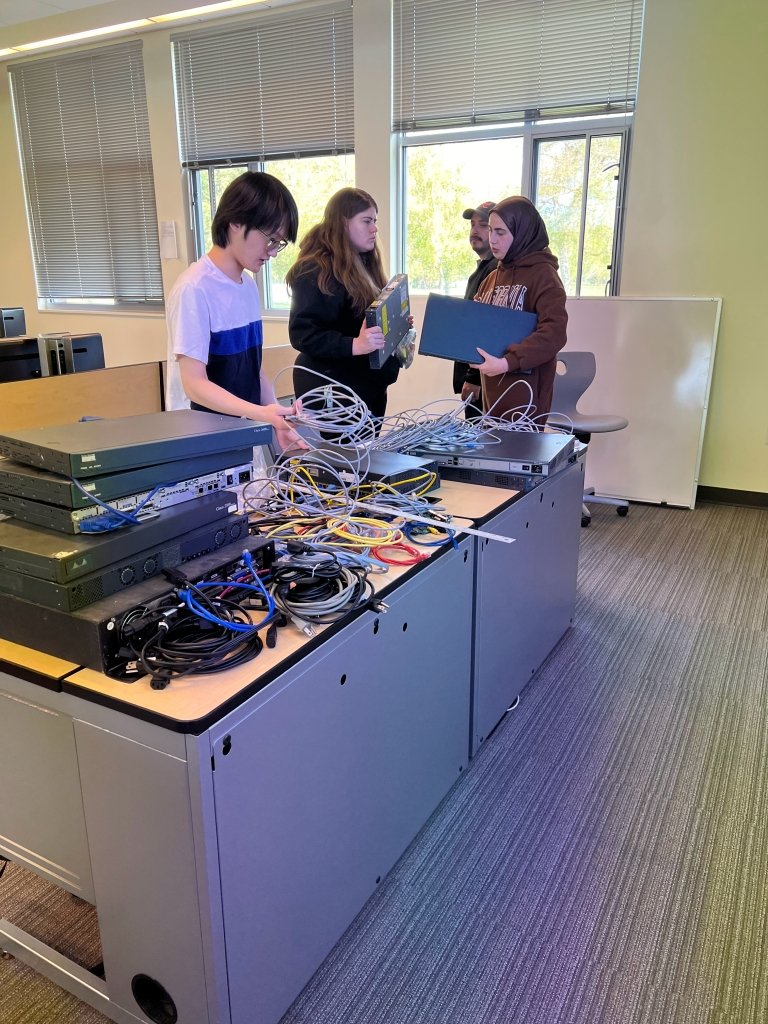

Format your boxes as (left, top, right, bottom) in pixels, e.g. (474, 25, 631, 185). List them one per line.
(287, 188, 400, 418)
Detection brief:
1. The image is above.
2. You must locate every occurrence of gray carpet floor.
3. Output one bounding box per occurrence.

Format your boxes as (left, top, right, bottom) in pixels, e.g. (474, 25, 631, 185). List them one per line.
(2, 499, 767, 1024)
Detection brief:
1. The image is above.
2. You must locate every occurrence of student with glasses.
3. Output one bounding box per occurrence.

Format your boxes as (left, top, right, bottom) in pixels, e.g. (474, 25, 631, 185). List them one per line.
(286, 187, 400, 420)
(166, 170, 305, 451)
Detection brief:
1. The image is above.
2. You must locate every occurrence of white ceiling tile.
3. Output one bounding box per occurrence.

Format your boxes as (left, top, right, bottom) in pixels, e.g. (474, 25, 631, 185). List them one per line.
(0, 0, 115, 30)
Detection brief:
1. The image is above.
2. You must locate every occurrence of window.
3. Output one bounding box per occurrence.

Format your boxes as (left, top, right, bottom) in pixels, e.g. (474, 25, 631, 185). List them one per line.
(394, 0, 642, 296)
(9, 40, 162, 310)
(400, 121, 628, 297)
(191, 154, 355, 311)
(402, 134, 524, 295)
(534, 131, 627, 296)
(172, 1, 353, 312)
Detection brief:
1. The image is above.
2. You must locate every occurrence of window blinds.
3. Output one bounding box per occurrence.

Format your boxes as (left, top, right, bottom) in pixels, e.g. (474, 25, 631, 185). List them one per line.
(394, 0, 644, 131)
(172, 2, 354, 168)
(9, 40, 162, 305)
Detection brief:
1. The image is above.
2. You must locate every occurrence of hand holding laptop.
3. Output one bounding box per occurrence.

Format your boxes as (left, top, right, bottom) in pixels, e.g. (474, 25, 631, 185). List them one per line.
(418, 294, 538, 364)
(472, 347, 509, 376)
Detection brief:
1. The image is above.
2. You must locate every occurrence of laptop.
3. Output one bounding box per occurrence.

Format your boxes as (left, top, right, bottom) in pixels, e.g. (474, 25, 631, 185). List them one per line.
(418, 292, 537, 364)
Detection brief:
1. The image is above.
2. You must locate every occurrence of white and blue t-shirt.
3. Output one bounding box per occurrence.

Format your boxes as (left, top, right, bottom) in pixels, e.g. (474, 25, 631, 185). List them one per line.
(166, 255, 263, 412)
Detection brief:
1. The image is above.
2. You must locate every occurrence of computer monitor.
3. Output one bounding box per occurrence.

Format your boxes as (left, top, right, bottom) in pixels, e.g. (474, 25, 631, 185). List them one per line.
(0, 333, 104, 383)
(39, 333, 105, 375)
(0, 337, 42, 383)
(0, 308, 26, 338)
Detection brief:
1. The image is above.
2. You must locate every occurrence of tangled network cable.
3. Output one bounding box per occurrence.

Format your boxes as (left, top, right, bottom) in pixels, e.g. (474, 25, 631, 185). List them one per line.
(374, 377, 573, 457)
(245, 366, 572, 610)
(116, 551, 277, 688)
(269, 543, 377, 636)
(243, 371, 458, 575)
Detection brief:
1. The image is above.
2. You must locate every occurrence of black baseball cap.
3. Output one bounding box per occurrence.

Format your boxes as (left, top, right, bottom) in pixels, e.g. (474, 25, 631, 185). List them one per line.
(462, 201, 496, 220)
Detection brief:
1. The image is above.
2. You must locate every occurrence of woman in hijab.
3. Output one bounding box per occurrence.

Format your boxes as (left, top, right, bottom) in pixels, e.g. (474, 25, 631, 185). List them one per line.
(472, 196, 567, 426)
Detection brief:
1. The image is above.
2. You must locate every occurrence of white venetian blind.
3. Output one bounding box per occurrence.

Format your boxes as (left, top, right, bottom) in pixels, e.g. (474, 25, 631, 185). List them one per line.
(394, 0, 644, 131)
(172, 1, 354, 168)
(9, 40, 162, 306)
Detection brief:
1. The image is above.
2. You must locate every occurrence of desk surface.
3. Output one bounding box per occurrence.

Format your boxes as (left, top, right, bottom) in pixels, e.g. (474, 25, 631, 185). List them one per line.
(67, 480, 517, 727)
(0, 639, 79, 687)
(2, 479, 518, 728)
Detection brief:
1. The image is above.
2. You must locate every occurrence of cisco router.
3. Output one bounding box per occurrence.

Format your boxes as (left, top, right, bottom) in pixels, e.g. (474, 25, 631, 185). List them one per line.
(419, 431, 575, 478)
(0, 489, 237, 583)
(0, 512, 248, 612)
(0, 536, 276, 679)
(0, 447, 254, 507)
(0, 460, 255, 534)
(0, 410, 271, 477)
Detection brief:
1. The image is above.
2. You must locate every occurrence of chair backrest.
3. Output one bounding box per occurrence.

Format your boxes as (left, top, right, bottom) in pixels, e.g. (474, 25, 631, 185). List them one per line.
(551, 351, 596, 417)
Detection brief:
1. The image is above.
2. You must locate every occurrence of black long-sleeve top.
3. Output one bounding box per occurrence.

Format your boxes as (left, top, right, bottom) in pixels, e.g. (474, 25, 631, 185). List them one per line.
(288, 262, 399, 419)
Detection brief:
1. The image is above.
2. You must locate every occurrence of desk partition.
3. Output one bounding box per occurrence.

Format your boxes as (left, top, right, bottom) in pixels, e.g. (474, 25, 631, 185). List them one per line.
(0, 362, 164, 433)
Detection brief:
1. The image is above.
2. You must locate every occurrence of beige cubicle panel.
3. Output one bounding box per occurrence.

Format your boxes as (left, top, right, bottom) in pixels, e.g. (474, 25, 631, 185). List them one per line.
(0, 362, 164, 432)
(261, 344, 296, 399)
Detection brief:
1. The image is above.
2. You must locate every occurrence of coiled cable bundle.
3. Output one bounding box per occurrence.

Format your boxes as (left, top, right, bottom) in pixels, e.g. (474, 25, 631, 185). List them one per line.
(133, 606, 265, 690)
(269, 545, 375, 635)
(119, 555, 277, 688)
(279, 368, 380, 449)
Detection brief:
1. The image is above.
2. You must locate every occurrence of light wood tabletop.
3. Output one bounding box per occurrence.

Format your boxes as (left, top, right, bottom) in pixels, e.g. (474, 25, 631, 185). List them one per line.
(3, 479, 520, 726)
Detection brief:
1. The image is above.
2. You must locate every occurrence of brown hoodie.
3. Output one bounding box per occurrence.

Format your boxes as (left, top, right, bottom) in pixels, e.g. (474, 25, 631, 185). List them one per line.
(473, 249, 567, 425)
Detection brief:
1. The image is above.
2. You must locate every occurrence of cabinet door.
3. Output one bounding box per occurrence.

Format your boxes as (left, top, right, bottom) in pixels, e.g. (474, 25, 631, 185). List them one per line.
(0, 686, 93, 900)
(75, 721, 210, 1023)
(472, 460, 584, 751)
(210, 541, 474, 1024)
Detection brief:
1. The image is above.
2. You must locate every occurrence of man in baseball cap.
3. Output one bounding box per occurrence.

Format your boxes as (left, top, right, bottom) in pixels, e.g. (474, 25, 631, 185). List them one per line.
(453, 202, 498, 415)
(462, 200, 496, 222)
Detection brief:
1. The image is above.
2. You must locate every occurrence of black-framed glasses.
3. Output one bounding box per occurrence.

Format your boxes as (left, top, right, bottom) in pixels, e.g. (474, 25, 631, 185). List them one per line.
(256, 228, 290, 254)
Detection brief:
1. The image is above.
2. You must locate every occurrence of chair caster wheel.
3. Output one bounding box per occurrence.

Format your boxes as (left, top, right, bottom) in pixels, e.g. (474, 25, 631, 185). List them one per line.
(617, 506, 629, 517)
(581, 515, 591, 527)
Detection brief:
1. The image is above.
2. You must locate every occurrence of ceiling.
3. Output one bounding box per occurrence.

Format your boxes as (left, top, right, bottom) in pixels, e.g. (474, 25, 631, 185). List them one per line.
(0, 1, 109, 30)
(0, 0, 292, 52)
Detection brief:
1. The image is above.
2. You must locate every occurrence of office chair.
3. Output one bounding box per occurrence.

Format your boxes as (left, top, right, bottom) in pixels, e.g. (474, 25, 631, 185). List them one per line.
(548, 351, 629, 527)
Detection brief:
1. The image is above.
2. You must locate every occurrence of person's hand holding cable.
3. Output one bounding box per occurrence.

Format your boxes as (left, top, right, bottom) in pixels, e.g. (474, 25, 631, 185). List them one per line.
(268, 398, 308, 452)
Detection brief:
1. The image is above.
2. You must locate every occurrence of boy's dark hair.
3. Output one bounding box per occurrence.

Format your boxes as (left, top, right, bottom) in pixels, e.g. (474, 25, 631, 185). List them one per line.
(211, 171, 299, 248)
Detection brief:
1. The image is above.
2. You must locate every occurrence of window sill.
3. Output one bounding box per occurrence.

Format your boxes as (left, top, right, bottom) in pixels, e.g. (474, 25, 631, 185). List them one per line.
(38, 304, 166, 318)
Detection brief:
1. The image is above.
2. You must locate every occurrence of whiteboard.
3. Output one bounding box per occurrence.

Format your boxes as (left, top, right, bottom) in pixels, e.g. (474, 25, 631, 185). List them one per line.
(562, 297, 721, 508)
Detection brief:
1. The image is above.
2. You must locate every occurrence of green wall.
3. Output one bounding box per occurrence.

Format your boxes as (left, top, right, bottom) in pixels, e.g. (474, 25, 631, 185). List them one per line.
(621, 0, 768, 491)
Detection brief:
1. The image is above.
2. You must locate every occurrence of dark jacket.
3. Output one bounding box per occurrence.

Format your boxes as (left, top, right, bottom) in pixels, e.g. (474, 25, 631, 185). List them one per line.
(473, 250, 567, 425)
(452, 255, 497, 394)
(289, 262, 399, 419)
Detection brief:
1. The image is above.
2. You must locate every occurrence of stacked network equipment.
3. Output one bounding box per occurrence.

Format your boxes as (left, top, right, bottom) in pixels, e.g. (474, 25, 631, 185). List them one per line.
(0, 411, 270, 628)
(421, 431, 577, 492)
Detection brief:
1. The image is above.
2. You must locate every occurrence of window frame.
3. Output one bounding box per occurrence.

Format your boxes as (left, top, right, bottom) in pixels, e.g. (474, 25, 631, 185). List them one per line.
(396, 115, 631, 297)
(531, 124, 631, 296)
(187, 153, 357, 315)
